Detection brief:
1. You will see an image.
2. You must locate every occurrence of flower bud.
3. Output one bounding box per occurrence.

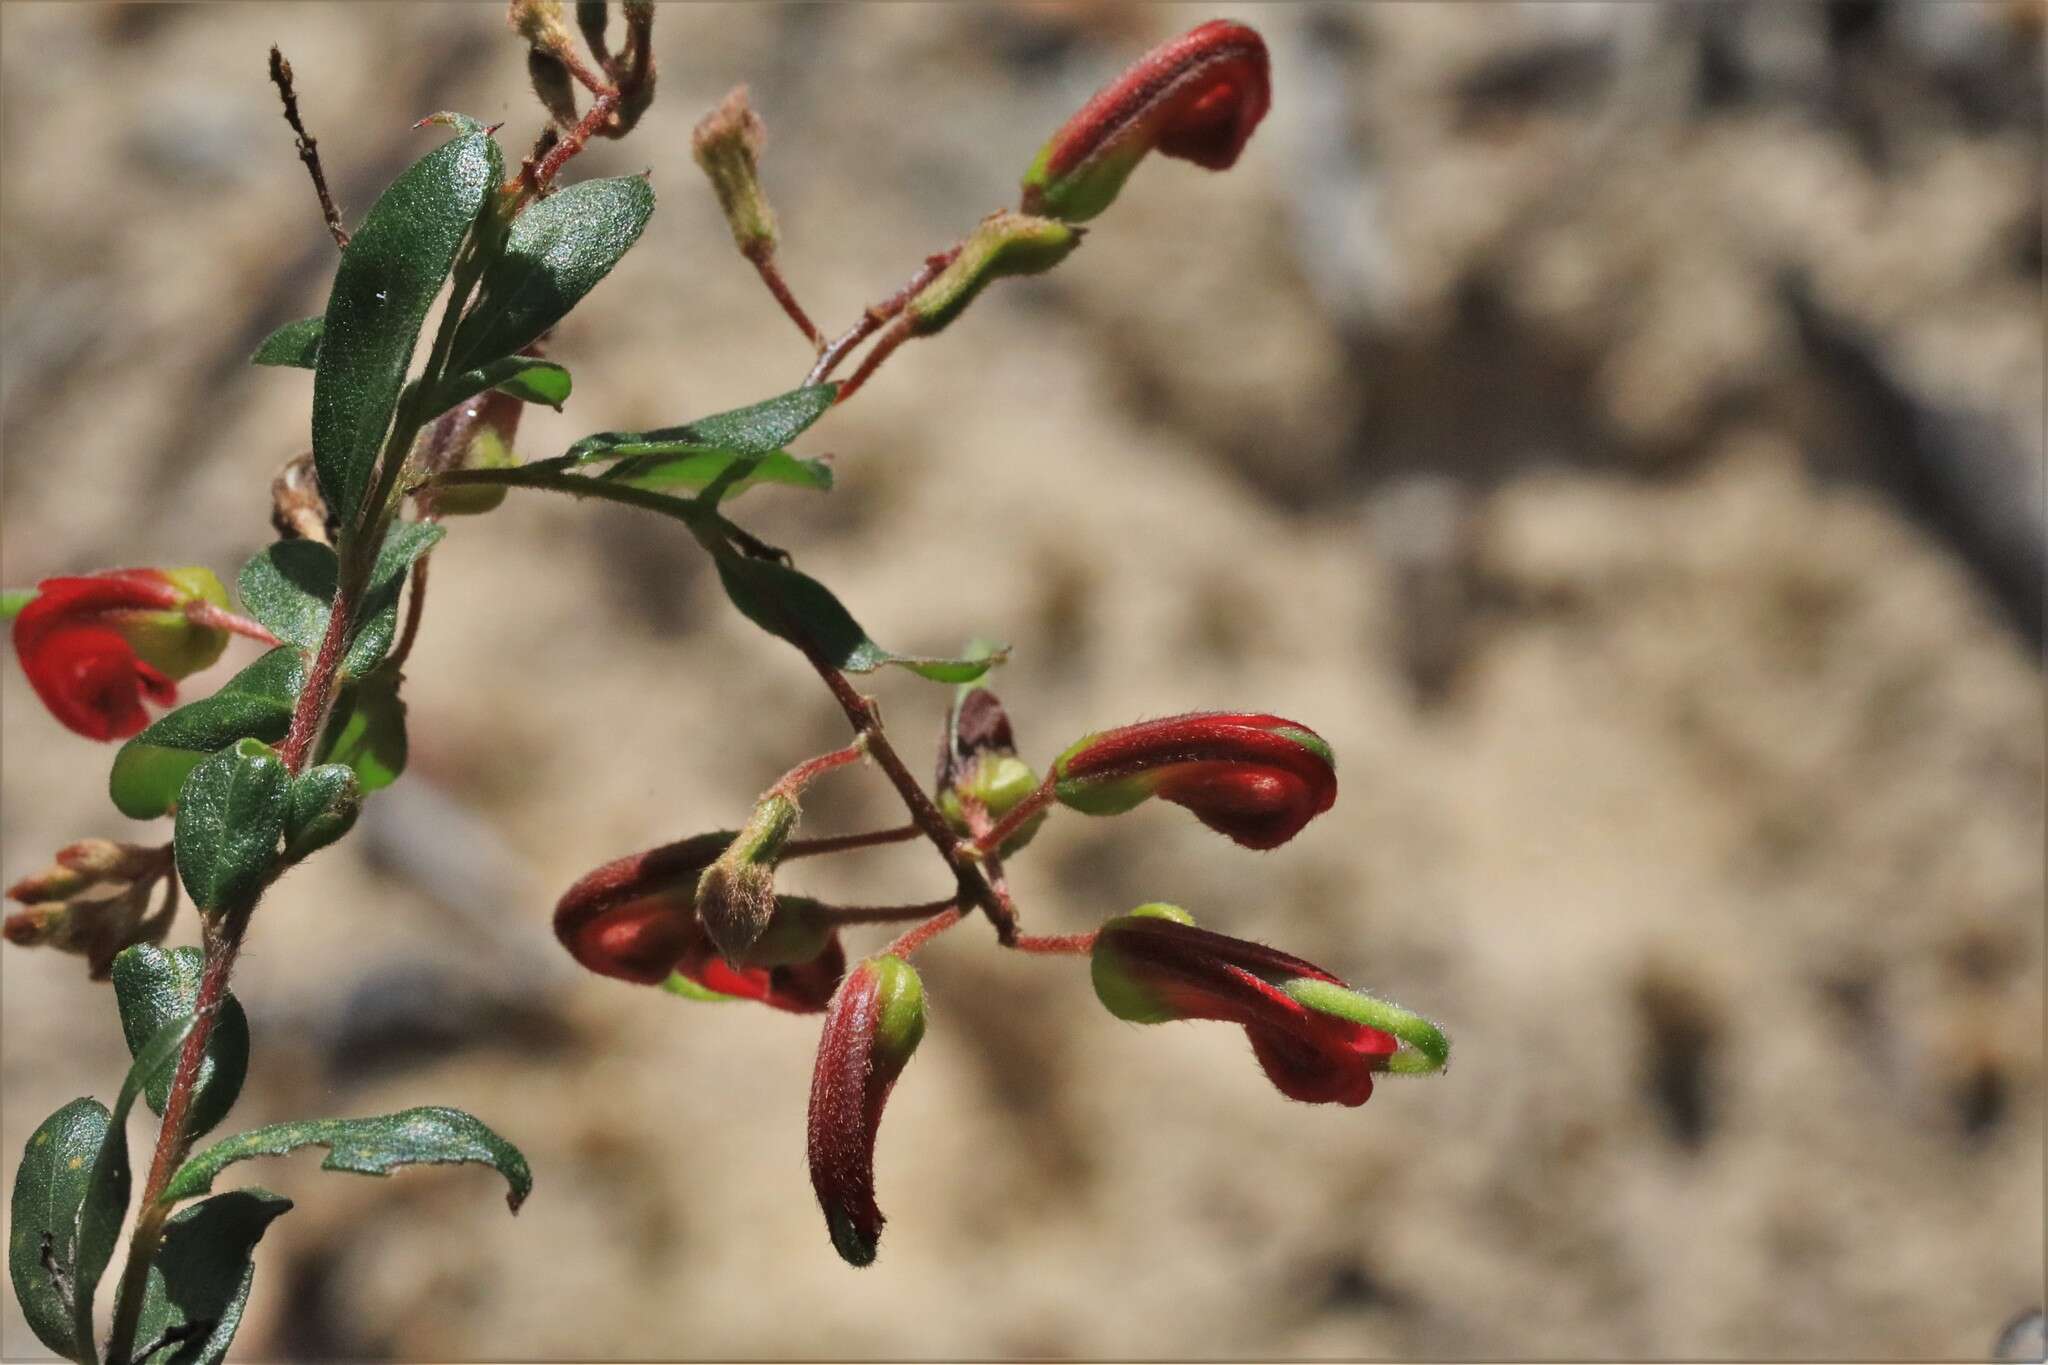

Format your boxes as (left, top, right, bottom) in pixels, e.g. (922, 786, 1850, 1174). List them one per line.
(906, 211, 1080, 337)
(1053, 712, 1336, 850)
(679, 924, 846, 1015)
(935, 687, 1047, 855)
(1019, 20, 1270, 223)
(10, 567, 232, 740)
(554, 832, 734, 984)
(692, 86, 777, 260)
(527, 47, 581, 128)
(1091, 907, 1446, 1106)
(4, 874, 174, 981)
(807, 954, 926, 1266)
(695, 792, 798, 965)
(509, 0, 572, 52)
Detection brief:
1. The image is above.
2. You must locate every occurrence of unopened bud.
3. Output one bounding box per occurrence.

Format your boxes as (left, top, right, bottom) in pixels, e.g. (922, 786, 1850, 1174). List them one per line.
(272, 452, 332, 544)
(509, 0, 572, 52)
(906, 212, 1079, 337)
(692, 86, 777, 259)
(935, 686, 1047, 855)
(696, 792, 798, 965)
(554, 831, 735, 984)
(527, 47, 580, 128)
(808, 954, 926, 1266)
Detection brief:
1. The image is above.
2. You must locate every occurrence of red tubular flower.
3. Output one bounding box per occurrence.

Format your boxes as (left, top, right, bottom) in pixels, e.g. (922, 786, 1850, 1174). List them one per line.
(1052, 712, 1337, 850)
(1091, 905, 1448, 1107)
(1019, 19, 1270, 223)
(807, 954, 926, 1267)
(9, 567, 233, 741)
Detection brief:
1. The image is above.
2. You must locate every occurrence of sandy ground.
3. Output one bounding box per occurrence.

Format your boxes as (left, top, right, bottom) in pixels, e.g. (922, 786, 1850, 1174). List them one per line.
(1, 4, 2041, 1359)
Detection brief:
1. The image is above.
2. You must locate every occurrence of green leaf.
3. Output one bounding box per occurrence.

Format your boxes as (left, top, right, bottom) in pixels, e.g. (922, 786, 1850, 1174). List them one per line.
(112, 649, 307, 820)
(312, 129, 501, 530)
(75, 1018, 195, 1360)
(448, 174, 655, 374)
(10, 1098, 111, 1362)
(430, 356, 572, 417)
(606, 448, 833, 499)
(250, 316, 322, 369)
(173, 739, 289, 914)
(567, 383, 837, 464)
(111, 946, 249, 1142)
(163, 1107, 531, 1213)
(318, 670, 407, 793)
(283, 764, 361, 861)
(713, 549, 1003, 683)
(342, 520, 444, 679)
(236, 542, 336, 650)
(121, 1189, 291, 1365)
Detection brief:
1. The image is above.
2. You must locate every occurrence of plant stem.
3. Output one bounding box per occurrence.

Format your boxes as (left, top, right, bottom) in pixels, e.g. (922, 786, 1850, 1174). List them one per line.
(745, 242, 824, 351)
(974, 776, 1055, 855)
(768, 738, 867, 798)
(1009, 932, 1096, 955)
(883, 906, 964, 958)
(780, 824, 921, 860)
(804, 247, 958, 389)
(813, 896, 961, 927)
(278, 583, 352, 774)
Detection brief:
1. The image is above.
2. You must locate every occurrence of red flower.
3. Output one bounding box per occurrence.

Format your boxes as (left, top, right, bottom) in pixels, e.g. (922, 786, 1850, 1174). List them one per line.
(807, 954, 926, 1266)
(1091, 905, 1447, 1107)
(1052, 712, 1337, 850)
(1020, 19, 1271, 223)
(9, 568, 233, 741)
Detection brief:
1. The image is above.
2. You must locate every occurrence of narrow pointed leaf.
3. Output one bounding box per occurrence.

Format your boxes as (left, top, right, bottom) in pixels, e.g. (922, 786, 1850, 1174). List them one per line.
(567, 383, 836, 464)
(713, 549, 1002, 683)
(10, 1098, 110, 1362)
(121, 1189, 291, 1365)
(607, 448, 833, 498)
(111, 648, 307, 819)
(112, 945, 249, 1140)
(251, 316, 322, 369)
(448, 174, 655, 373)
(313, 130, 501, 528)
(163, 1107, 531, 1212)
(173, 739, 288, 914)
(430, 356, 572, 416)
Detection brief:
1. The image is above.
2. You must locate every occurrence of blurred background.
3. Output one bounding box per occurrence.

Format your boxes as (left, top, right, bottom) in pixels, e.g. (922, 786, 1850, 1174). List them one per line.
(2, 3, 2041, 1358)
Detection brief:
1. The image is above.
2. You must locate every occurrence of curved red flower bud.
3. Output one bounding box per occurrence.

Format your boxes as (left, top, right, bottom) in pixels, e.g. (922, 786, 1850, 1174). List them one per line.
(9, 567, 234, 740)
(1052, 712, 1336, 850)
(1020, 19, 1270, 223)
(675, 917, 847, 1015)
(807, 954, 926, 1266)
(1091, 905, 1448, 1106)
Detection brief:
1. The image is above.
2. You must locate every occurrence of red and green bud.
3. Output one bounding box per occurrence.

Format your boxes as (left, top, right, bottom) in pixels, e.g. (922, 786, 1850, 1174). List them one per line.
(905, 211, 1080, 337)
(9, 567, 234, 741)
(692, 85, 778, 261)
(695, 792, 798, 965)
(935, 686, 1047, 856)
(1091, 905, 1447, 1106)
(1052, 712, 1337, 850)
(807, 954, 926, 1267)
(5, 839, 177, 980)
(1019, 19, 1271, 223)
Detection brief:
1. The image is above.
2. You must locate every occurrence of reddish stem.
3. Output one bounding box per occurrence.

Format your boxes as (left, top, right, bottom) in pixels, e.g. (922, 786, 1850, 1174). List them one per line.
(182, 600, 282, 648)
(1009, 932, 1098, 955)
(390, 554, 430, 671)
(815, 896, 962, 926)
(524, 88, 621, 195)
(804, 247, 959, 388)
(780, 824, 922, 860)
(279, 586, 351, 774)
(883, 907, 964, 958)
(831, 317, 913, 405)
(770, 738, 867, 798)
(746, 242, 825, 351)
(974, 776, 1056, 856)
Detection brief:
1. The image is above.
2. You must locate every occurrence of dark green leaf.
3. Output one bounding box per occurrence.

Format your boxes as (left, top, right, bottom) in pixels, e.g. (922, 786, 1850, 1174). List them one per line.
(713, 549, 1003, 682)
(283, 764, 361, 862)
(122, 1189, 291, 1365)
(163, 1107, 531, 1213)
(312, 130, 501, 529)
(606, 448, 833, 499)
(567, 383, 837, 464)
(430, 356, 572, 416)
(250, 316, 322, 369)
(111, 649, 307, 820)
(448, 175, 655, 373)
(236, 541, 336, 650)
(75, 1018, 194, 1360)
(318, 671, 407, 793)
(10, 1098, 110, 1362)
(342, 520, 444, 679)
(111, 946, 249, 1142)
(173, 740, 288, 914)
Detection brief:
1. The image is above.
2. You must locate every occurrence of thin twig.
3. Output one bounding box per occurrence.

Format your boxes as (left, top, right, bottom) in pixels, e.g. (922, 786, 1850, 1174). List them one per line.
(804, 247, 959, 388)
(883, 907, 964, 958)
(268, 46, 348, 251)
(780, 824, 922, 860)
(812, 896, 962, 927)
(747, 244, 825, 351)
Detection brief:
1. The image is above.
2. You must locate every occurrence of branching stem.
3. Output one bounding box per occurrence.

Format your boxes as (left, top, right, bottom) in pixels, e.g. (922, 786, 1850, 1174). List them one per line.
(268, 46, 348, 251)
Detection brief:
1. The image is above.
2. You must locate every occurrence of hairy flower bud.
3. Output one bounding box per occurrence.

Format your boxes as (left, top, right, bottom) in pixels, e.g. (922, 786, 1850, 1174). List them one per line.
(1091, 906, 1447, 1106)
(527, 47, 581, 128)
(906, 211, 1080, 337)
(936, 687, 1047, 855)
(10, 567, 233, 740)
(4, 872, 175, 981)
(1053, 712, 1337, 850)
(509, 0, 572, 52)
(808, 954, 926, 1266)
(554, 832, 733, 984)
(695, 792, 798, 965)
(1020, 19, 1270, 223)
(692, 86, 777, 260)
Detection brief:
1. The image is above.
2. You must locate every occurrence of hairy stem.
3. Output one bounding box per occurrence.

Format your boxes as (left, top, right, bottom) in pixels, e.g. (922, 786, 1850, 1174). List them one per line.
(804, 247, 959, 388)
(973, 775, 1056, 855)
(780, 824, 921, 860)
(278, 583, 352, 773)
(883, 906, 964, 958)
(268, 45, 348, 251)
(813, 896, 962, 926)
(745, 242, 825, 351)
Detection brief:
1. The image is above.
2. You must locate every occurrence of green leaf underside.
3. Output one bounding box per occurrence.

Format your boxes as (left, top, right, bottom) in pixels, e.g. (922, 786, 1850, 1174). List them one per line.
(312, 129, 500, 530)
(174, 740, 289, 915)
(447, 175, 655, 374)
(74, 1018, 195, 1361)
(567, 383, 836, 464)
(112, 946, 249, 1141)
(10, 1098, 110, 1361)
(432, 356, 572, 416)
(164, 1107, 531, 1213)
(318, 671, 407, 793)
(250, 316, 322, 369)
(125, 1189, 291, 1365)
(713, 549, 1001, 683)
(608, 448, 832, 498)
(112, 648, 306, 820)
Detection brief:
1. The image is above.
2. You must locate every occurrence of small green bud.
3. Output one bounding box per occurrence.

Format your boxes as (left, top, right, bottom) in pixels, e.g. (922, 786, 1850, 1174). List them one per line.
(695, 792, 798, 964)
(907, 212, 1080, 337)
(692, 86, 777, 260)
